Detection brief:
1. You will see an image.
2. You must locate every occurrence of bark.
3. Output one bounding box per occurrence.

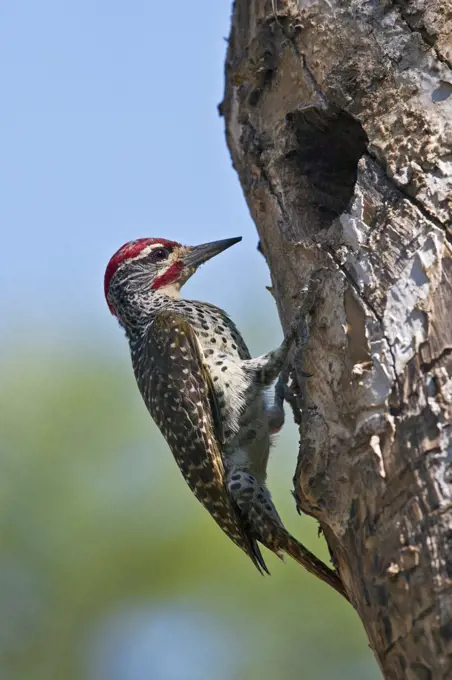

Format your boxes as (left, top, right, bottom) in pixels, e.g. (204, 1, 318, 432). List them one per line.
(222, 1, 452, 677)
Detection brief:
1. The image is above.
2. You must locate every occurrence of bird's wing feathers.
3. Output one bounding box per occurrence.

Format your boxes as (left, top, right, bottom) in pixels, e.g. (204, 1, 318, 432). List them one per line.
(201, 302, 252, 360)
(136, 309, 267, 572)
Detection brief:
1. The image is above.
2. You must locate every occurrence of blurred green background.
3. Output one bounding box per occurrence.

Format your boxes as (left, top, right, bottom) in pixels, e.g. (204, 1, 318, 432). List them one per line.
(0, 2, 379, 679)
(1, 332, 378, 680)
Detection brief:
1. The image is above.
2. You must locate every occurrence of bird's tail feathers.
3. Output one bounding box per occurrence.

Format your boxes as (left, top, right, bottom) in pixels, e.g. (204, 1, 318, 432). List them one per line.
(281, 531, 348, 601)
(247, 503, 348, 600)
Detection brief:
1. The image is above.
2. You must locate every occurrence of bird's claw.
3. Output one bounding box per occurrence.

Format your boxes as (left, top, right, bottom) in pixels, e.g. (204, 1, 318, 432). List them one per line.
(274, 370, 288, 403)
(291, 489, 303, 515)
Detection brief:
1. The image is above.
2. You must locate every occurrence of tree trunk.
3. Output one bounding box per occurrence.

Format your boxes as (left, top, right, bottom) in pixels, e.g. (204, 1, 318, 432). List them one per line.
(222, 0, 452, 677)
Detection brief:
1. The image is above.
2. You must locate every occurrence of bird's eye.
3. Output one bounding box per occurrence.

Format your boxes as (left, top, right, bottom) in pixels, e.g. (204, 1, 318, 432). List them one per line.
(150, 247, 169, 263)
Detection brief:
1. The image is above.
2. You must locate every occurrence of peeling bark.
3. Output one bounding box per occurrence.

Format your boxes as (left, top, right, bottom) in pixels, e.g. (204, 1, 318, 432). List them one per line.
(222, 0, 452, 677)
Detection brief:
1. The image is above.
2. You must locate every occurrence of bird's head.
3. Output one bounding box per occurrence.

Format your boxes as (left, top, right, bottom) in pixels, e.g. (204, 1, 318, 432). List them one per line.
(104, 236, 242, 321)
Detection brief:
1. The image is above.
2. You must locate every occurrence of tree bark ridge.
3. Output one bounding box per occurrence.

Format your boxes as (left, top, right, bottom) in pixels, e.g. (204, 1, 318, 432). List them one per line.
(223, 1, 452, 677)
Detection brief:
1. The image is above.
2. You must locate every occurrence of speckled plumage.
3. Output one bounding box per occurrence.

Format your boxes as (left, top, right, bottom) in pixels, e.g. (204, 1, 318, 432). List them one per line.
(105, 237, 347, 598)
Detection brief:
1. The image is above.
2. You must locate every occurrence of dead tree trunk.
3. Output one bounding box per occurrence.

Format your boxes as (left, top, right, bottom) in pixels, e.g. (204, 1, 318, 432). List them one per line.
(222, 1, 452, 677)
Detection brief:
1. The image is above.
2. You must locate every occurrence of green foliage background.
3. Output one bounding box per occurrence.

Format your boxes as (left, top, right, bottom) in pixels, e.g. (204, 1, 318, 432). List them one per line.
(0, 322, 380, 680)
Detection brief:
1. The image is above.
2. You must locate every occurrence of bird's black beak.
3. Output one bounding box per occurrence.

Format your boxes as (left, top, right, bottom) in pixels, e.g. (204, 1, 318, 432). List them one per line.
(183, 236, 242, 272)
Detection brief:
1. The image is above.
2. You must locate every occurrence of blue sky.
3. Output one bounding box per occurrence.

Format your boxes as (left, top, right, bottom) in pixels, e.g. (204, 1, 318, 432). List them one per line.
(0, 1, 279, 350)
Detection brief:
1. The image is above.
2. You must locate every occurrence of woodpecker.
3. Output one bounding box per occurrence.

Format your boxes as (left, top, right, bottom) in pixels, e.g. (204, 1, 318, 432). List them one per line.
(104, 236, 347, 599)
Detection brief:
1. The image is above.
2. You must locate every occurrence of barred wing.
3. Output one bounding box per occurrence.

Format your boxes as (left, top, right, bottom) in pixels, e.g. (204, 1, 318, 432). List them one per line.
(134, 309, 267, 572)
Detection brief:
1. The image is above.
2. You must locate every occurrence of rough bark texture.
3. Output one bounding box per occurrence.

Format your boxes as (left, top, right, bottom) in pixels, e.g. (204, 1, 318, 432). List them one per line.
(222, 1, 452, 677)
